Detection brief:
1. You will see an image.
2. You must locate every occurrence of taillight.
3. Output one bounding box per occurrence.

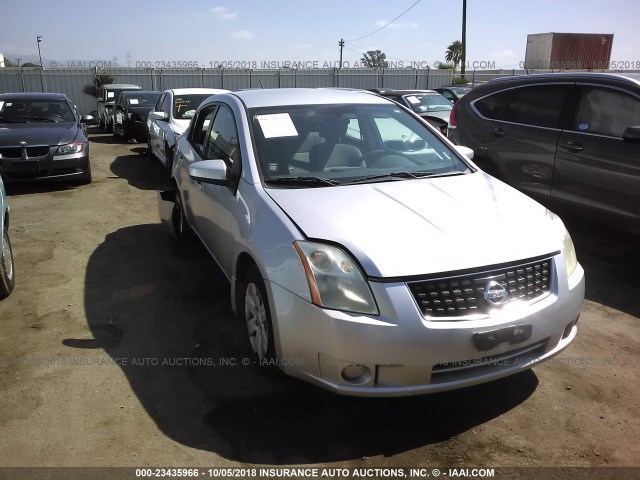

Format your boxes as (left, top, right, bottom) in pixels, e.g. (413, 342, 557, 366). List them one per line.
(449, 102, 458, 127)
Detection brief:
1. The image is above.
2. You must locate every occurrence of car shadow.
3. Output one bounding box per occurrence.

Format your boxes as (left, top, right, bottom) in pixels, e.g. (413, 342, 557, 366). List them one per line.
(88, 132, 127, 144)
(563, 216, 640, 317)
(77, 224, 538, 463)
(4, 181, 83, 196)
(109, 154, 171, 191)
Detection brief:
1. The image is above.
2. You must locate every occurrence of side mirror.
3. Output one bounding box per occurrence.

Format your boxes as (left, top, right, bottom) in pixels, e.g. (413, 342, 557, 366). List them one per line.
(115, 104, 124, 111)
(81, 114, 96, 124)
(149, 111, 169, 121)
(455, 145, 474, 160)
(622, 126, 640, 143)
(188, 159, 229, 185)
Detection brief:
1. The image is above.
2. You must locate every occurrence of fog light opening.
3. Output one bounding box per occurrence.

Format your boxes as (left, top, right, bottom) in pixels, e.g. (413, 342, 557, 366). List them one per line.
(341, 364, 371, 384)
(562, 315, 580, 339)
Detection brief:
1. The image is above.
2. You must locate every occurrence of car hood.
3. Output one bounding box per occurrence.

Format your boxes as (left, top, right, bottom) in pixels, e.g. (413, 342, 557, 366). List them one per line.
(418, 110, 451, 123)
(266, 172, 563, 278)
(0, 123, 79, 146)
(171, 119, 191, 135)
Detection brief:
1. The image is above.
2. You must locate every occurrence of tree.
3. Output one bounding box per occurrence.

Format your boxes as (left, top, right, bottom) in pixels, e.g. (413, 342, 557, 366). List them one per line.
(361, 50, 389, 68)
(445, 40, 463, 69)
(21, 62, 42, 68)
(83, 73, 115, 98)
(3, 58, 16, 67)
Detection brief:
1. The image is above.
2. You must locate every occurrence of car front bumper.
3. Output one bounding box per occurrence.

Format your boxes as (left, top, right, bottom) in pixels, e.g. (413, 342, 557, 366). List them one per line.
(0, 150, 90, 183)
(268, 256, 585, 397)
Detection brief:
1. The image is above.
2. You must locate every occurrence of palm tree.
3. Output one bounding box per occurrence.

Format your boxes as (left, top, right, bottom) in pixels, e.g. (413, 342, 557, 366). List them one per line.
(445, 40, 463, 70)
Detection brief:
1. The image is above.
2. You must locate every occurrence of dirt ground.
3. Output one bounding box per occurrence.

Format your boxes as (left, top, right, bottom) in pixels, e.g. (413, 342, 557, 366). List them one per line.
(0, 129, 638, 474)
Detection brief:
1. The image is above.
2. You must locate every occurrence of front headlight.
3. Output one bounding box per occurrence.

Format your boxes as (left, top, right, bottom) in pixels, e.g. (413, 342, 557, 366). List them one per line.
(546, 210, 577, 277)
(562, 227, 577, 277)
(293, 241, 378, 315)
(55, 142, 84, 155)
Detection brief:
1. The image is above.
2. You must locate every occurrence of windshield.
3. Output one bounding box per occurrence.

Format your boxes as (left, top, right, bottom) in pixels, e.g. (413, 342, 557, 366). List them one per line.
(250, 103, 470, 187)
(450, 87, 471, 98)
(173, 94, 213, 120)
(107, 89, 139, 101)
(0, 99, 75, 122)
(403, 94, 453, 113)
(126, 93, 161, 106)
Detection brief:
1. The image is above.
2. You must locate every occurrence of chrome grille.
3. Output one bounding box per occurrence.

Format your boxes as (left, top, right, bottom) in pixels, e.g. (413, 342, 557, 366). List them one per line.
(0, 146, 50, 158)
(408, 257, 553, 318)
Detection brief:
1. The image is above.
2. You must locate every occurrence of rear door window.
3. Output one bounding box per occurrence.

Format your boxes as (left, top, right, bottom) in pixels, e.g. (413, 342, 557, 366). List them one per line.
(474, 89, 512, 120)
(572, 87, 640, 138)
(505, 85, 570, 128)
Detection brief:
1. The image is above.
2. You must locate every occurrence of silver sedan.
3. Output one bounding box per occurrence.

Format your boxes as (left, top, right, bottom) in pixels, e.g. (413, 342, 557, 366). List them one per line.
(0, 176, 15, 298)
(159, 88, 585, 396)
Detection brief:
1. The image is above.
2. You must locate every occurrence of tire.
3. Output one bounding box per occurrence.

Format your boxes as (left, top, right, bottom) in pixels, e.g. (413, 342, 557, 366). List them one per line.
(239, 266, 276, 365)
(0, 225, 15, 299)
(171, 189, 192, 240)
(165, 143, 174, 174)
(147, 137, 156, 160)
(78, 162, 92, 185)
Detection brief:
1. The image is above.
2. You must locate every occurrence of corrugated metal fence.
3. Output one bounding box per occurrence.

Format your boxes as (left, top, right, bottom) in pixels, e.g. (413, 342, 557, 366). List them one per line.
(0, 67, 456, 115)
(4, 67, 637, 115)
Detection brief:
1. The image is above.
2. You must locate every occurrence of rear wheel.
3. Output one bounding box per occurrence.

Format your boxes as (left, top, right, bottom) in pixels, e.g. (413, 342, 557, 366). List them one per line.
(0, 225, 15, 299)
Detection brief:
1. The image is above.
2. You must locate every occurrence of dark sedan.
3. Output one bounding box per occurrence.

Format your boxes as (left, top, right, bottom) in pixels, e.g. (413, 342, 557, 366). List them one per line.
(113, 91, 161, 142)
(0, 93, 93, 184)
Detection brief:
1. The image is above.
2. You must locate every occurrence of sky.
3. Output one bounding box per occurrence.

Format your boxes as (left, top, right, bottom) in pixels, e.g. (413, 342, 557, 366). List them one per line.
(1, 0, 638, 70)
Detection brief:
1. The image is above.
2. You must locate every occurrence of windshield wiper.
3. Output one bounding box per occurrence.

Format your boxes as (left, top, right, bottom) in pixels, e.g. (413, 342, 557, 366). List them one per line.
(0, 116, 27, 123)
(346, 171, 465, 184)
(16, 116, 56, 122)
(266, 176, 340, 187)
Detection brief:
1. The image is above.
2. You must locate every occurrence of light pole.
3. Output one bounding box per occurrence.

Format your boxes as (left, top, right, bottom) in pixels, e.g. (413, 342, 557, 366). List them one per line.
(461, 0, 467, 79)
(36, 35, 44, 91)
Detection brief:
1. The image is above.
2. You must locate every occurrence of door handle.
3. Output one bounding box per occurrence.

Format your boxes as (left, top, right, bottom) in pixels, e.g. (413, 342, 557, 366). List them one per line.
(489, 127, 504, 137)
(559, 141, 584, 152)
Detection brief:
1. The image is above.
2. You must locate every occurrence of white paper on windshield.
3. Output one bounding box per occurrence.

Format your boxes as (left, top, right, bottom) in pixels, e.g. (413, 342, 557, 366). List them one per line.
(107, 92, 115, 98)
(129, 99, 139, 105)
(256, 113, 298, 138)
(406, 96, 420, 104)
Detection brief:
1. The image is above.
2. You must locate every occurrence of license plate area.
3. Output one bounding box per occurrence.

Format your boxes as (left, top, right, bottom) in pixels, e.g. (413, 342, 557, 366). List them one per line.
(473, 324, 532, 352)
(12, 160, 40, 174)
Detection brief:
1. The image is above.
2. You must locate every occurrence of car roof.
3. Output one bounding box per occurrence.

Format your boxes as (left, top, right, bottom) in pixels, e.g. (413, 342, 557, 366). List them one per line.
(372, 89, 438, 96)
(102, 84, 142, 89)
(228, 88, 391, 108)
(0, 92, 68, 101)
(490, 72, 640, 87)
(119, 90, 161, 96)
(167, 88, 230, 95)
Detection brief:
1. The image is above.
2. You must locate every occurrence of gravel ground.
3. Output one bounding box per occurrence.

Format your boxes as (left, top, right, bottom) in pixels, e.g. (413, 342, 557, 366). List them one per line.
(0, 129, 638, 476)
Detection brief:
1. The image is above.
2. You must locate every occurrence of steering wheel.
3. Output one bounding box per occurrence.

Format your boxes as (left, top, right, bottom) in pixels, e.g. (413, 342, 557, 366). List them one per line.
(360, 149, 420, 168)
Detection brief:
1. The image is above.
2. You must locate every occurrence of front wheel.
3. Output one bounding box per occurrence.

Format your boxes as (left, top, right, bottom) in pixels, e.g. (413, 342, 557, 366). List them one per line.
(0, 226, 15, 299)
(240, 266, 276, 365)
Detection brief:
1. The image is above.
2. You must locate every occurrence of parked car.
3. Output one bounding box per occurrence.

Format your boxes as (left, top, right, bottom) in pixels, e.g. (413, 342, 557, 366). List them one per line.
(0, 175, 14, 299)
(96, 83, 142, 133)
(147, 88, 229, 171)
(0, 92, 93, 184)
(158, 88, 584, 397)
(112, 90, 161, 142)
(370, 89, 453, 135)
(434, 86, 471, 103)
(448, 72, 640, 229)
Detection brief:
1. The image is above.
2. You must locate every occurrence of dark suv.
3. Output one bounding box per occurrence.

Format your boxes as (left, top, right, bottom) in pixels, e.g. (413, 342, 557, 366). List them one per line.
(448, 73, 640, 229)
